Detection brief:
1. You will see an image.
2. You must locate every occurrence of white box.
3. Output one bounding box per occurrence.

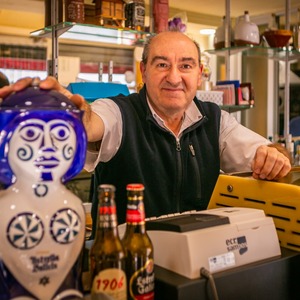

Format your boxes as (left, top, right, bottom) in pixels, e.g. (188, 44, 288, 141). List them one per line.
(196, 90, 223, 105)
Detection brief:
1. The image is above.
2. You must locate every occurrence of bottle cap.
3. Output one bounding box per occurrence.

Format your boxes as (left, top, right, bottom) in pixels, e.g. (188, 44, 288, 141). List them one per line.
(98, 184, 116, 192)
(126, 183, 145, 191)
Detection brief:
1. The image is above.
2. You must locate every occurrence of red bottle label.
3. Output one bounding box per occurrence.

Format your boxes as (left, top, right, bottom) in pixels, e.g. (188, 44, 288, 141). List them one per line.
(126, 199, 145, 224)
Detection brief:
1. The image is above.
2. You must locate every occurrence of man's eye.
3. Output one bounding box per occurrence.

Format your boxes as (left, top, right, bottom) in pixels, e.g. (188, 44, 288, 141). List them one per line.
(157, 63, 168, 68)
(181, 64, 192, 69)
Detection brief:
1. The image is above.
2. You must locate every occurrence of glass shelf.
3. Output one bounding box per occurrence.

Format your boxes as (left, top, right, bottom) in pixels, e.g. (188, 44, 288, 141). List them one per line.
(205, 45, 300, 62)
(245, 46, 300, 62)
(220, 104, 254, 113)
(30, 22, 151, 46)
(205, 46, 250, 56)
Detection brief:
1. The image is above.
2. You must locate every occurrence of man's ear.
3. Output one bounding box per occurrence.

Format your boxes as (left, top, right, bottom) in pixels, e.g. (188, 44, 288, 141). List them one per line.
(140, 61, 146, 82)
(198, 64, 203, 86)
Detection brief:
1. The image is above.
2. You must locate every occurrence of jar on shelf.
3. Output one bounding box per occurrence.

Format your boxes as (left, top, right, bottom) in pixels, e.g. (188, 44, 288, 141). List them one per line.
(65, 0, 85, 23)
(234, 11, 260, 46)
(293, 8, 300, 51)
(214, 16, 234, 49)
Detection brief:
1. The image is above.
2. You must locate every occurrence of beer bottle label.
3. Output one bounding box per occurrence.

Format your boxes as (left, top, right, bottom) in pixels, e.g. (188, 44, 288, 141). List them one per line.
(129, 259, 155, 300)
(99, 205, 117, 228)
(91, 268, 127, 300)
(134, 4, 145, 27)
(126, 197, 145, 224)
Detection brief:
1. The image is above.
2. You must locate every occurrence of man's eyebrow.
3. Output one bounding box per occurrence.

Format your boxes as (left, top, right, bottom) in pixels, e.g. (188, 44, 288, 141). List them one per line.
(150, 56, 198, 65)
(181, 57, 197, 65)
(150, 55, 168, 65)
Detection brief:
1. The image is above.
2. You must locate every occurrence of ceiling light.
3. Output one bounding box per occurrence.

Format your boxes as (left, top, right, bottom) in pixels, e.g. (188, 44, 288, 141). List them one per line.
(199, 29, 216, 35)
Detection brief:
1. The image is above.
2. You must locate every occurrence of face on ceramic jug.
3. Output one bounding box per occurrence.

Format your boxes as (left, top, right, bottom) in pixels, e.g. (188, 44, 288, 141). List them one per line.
(7, 117, 77, 182)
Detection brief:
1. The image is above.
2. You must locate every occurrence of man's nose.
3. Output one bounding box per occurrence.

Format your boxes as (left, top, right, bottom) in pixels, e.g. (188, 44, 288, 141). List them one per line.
(166, 66, 182, 84)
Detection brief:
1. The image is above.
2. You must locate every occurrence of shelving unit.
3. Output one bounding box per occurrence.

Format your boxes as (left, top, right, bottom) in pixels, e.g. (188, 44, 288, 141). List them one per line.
(31, 22, 149, 79)
(220, 104, 254, 113)
(30, 0, 149, 79)
(31, 0, 300, 135)
(207, 45, 300, 62)
(209, 0, 300, 139)
(31, 22, 149, 47)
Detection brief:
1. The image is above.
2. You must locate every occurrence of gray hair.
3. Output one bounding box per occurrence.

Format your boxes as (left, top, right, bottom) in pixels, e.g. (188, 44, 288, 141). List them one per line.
(141, 33, 201, 65)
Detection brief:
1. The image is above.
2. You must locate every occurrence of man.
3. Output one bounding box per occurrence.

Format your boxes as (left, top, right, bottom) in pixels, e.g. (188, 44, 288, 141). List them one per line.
(0, 32, 291, 234)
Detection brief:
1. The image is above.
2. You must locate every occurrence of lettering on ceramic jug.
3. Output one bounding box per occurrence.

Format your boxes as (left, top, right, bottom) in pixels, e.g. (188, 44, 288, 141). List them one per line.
(30, 254, 59, 272)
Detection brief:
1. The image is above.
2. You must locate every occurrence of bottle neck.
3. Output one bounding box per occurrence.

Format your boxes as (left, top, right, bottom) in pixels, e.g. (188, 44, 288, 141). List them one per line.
(96, 203, 119, 236)
(244, 12, 250, 22)
(126, 191, 145, 224)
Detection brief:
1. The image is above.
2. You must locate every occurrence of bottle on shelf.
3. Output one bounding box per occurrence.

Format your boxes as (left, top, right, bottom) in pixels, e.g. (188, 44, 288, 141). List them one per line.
(124, 0, 145, 31)
(286, 134, 295, 165)
(122, 183, 155, 300)
(65, 0, 85, 23)
(268, 13, 278, 31)
(89, 184, 127, 300)
(294, 144, 300, 166)
(98, 62, 103, 82)
(108, 60, 113, 82)
(293, 8, 300, 51)
(44, 0, 63, 27)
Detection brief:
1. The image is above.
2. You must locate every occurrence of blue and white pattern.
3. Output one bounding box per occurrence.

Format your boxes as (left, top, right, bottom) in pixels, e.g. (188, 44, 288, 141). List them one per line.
(50, 208, 81, 244)
(7, 212, 44, 250)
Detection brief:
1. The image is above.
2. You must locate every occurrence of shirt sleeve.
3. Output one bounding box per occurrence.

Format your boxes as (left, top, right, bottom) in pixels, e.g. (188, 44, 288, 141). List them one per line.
(219, 110, 271, 173)
(84, 98, 122, 172)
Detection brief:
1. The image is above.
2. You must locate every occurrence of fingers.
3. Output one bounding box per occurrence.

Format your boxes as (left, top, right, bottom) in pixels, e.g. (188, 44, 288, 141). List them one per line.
(0, 77, 33, 99)
(39, 76, 63, 91)
(70, 93, 91, 112)
(251, 145, 291, 180)
(0, 76, 54, 99)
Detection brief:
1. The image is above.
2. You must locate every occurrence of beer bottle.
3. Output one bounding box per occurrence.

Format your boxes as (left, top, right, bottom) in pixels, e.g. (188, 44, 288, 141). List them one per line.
(122, 183, 155, 300)
(89, 184, 127, 300)
(124, 0, 145, 31)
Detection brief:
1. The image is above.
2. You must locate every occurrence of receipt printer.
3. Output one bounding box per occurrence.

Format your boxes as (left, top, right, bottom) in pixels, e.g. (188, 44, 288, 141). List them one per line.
(146, 207, 281, 279)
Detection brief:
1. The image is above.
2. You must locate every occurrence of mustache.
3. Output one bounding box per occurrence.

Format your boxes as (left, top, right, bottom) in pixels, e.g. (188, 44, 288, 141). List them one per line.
(161, 84, 185, 89)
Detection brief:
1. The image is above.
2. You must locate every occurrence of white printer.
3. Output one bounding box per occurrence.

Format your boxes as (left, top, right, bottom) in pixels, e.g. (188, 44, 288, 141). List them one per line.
(145, 207, 281, 279)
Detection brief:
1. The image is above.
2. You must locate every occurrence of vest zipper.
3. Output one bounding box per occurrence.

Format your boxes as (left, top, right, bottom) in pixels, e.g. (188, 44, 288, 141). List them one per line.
(176, 140, 181, 151)
(175, 138, 182, 212)
(189, 144, 201, 199)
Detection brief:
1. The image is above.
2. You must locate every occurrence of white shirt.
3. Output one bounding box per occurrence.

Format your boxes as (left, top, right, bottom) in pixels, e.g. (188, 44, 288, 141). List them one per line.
(85, 98, 270, 173)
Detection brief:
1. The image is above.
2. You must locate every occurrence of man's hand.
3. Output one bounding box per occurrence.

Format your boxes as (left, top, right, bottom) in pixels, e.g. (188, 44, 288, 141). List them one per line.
(251, 144, 291, 180)
(0, 76, 88, 110)
(0, 76, 102, 142)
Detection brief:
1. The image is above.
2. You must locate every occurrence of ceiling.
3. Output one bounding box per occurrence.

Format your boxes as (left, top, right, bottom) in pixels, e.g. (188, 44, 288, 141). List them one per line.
(168, 0, 299, 19)
(28, 0, 299, 20)
(2, 0, 299, 28)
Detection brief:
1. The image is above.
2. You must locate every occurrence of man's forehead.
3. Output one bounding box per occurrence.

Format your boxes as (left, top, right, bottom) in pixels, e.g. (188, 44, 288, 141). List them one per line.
(150, 39, 197, 56)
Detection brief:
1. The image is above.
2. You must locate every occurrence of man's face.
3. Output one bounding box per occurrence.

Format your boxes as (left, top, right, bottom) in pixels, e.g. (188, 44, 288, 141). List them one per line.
(8, 118, 76, 182)
(141, 32, 202, 118)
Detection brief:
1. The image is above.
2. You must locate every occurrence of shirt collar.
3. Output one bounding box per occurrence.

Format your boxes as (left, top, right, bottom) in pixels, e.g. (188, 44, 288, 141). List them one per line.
(146, 97, 203, 137)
